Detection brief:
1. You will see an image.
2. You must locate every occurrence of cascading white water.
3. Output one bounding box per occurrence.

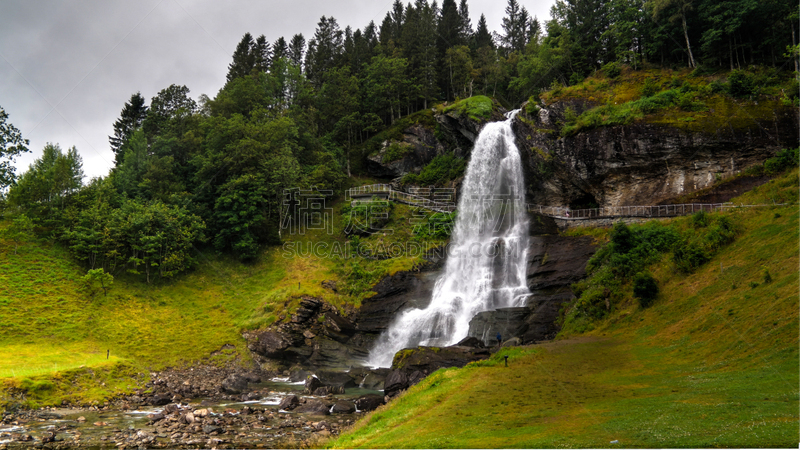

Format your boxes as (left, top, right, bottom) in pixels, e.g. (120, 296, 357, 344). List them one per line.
(366, 110, 530, 368)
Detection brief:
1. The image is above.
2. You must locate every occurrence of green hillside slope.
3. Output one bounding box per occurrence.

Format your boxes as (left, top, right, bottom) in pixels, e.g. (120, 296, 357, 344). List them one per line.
(331, 169, 799, 448)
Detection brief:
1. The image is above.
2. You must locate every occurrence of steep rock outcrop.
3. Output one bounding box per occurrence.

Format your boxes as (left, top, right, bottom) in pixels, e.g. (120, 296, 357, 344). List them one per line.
(515, 99, 798, 208)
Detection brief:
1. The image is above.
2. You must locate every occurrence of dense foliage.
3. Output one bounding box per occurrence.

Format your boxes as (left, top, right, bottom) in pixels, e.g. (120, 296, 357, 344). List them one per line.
(567, 212, 740, 329)
(2, 0, 797, 281)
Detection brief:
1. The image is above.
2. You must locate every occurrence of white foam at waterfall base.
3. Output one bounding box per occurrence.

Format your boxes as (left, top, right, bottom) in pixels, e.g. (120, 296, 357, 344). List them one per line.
(367, 110, 530, 368)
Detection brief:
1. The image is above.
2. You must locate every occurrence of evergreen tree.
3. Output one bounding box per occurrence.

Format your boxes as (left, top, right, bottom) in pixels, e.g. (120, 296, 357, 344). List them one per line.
(475, 14, 494, 49)
(109, 92, 147, 164)
(458, 0, 473, 44)
(289, 34, 306, 68)
(272, 37, 288, 62)
(529, 16, 541, 45)
(305, 16, 344, 88)
(226, 32, 255, 82)
(252, 34, 272, 73)
(502, 0, 530, 53)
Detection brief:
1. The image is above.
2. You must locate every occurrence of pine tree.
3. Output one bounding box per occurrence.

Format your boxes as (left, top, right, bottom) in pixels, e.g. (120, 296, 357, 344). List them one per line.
(475, 14, 494, 49)
(226, 32, 255, 82)
(458, 0, 473, 44)
(289, 34, 306, 68)
(109, 92, 147, 164)
(305, 16, 344, 88)
(501, 0, 530, 53)
(529, 16, 541, 45)
(272, 37, 288, 62)
(252, 35, 271, 73)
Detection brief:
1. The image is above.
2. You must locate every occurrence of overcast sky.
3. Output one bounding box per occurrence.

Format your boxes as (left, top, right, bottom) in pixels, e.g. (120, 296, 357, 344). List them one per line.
(0, 0, 555, 180)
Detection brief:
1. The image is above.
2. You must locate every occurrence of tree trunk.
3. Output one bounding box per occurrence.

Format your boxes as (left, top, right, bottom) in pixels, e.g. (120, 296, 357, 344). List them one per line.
(681, 11, 696, 68)
(729, 36, 734, 71)
(793, 22, 798, 73)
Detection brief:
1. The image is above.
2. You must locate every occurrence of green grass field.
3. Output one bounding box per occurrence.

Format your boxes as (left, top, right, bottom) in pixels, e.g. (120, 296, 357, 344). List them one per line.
(331, 169, 799, 448)
(0, 196, 442, 407)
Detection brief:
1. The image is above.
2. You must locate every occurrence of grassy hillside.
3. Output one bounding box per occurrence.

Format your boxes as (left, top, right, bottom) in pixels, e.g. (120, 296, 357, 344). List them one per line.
(0, 196, 448, 407)
(330, 169, 799, 448)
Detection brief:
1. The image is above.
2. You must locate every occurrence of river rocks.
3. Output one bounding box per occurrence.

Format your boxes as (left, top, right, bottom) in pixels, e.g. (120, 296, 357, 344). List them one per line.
(304, 375, 323, 394)
(150, 393, 172, 406)
(294, 399, 331, 415)
(221, 373, 256, 394)
(313, 386, 346, 396)
(331, 400, 356, 414)
(355, 394, 386, 412)
(279, 395, 300, 411)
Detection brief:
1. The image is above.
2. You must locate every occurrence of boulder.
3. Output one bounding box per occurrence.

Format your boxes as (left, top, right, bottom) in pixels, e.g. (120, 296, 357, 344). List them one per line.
(316, 370, 357, 388)
(383, 370, 409, 398)
(304, 375, 323, 394)
(313, 386, 345, 396)
(331, 400, 356, 414)
(278, 395, 299, 411)
(455, 336, 486, 348)
(348, 367, 390, 390)
(391, 345, 490, 374)
(250, 331, 291, 358)
(354, 394, 385, 412)
(294, 399, 331, 416)
(150, 393, 172, 406)
(221, 374, 249, 394)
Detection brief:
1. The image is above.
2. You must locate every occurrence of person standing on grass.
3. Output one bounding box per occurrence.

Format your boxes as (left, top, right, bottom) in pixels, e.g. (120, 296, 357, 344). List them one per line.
(496, 332, 502, 347)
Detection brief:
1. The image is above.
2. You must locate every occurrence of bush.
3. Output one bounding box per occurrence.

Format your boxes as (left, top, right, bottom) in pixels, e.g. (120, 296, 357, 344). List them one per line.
(728, 70, 757, 98)
(764, 148, 799, 174)
(402, 153, 467, 186)
(602, 62, 622, 79)
(640, 77, 660, 97)
(633, 272, 658, 307)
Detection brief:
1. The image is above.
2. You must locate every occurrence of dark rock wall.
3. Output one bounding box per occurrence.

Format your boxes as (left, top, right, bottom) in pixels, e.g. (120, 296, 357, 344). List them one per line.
(515, 100, 798, 208)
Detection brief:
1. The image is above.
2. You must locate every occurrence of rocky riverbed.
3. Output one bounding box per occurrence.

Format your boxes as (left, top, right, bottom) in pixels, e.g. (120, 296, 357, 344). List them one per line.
(0, 376, 384, 449)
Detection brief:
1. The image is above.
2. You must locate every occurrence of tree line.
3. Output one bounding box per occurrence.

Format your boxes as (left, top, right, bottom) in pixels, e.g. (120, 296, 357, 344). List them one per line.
(0, 0, 796, 281)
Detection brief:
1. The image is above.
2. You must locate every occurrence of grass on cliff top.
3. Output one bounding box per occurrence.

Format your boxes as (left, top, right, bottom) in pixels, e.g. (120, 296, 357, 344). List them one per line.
(330, 169, 799, 448)
(541, 67, 795, 136)
(438, 95, 496, 121)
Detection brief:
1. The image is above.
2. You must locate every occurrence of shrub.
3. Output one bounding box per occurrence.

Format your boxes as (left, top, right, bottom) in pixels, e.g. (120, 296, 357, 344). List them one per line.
(640, 77, 660, 97)
(402, 153, 467, 186)
(764, 148, 799, 174)
(728, 70, 757, 98)
(602, 62, 622, 79)
(633, 272, 658, 307)
(691, 210, 709, 228)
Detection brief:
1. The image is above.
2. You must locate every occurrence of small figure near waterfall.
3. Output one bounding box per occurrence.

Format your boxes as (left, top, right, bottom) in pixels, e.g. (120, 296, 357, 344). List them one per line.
(496, 332, 502, 347)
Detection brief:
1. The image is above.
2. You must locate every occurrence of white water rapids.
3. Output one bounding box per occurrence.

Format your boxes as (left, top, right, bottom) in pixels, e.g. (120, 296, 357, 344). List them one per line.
(366, 110, 531, 368)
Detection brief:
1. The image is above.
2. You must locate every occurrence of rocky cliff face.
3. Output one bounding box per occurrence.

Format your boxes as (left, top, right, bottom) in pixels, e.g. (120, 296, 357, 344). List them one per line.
(367, 96, 796, 209)
(514, 99, 798, 208)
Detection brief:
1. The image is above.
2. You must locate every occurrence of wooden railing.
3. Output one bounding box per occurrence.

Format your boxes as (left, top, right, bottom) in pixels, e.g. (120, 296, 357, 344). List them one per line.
(346, 184, 456, 214)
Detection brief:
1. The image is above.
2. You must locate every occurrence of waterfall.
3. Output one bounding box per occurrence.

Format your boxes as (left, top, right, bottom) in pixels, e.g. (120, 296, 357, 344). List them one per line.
(366, 110, 530, 368)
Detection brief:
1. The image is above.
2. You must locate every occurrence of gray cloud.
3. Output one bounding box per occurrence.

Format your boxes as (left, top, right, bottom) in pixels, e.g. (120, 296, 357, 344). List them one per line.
(0, 0, 554, 179)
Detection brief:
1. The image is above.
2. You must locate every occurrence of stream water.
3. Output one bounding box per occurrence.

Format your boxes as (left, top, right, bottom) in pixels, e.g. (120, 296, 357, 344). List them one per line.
(367, 110, 531, 368)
